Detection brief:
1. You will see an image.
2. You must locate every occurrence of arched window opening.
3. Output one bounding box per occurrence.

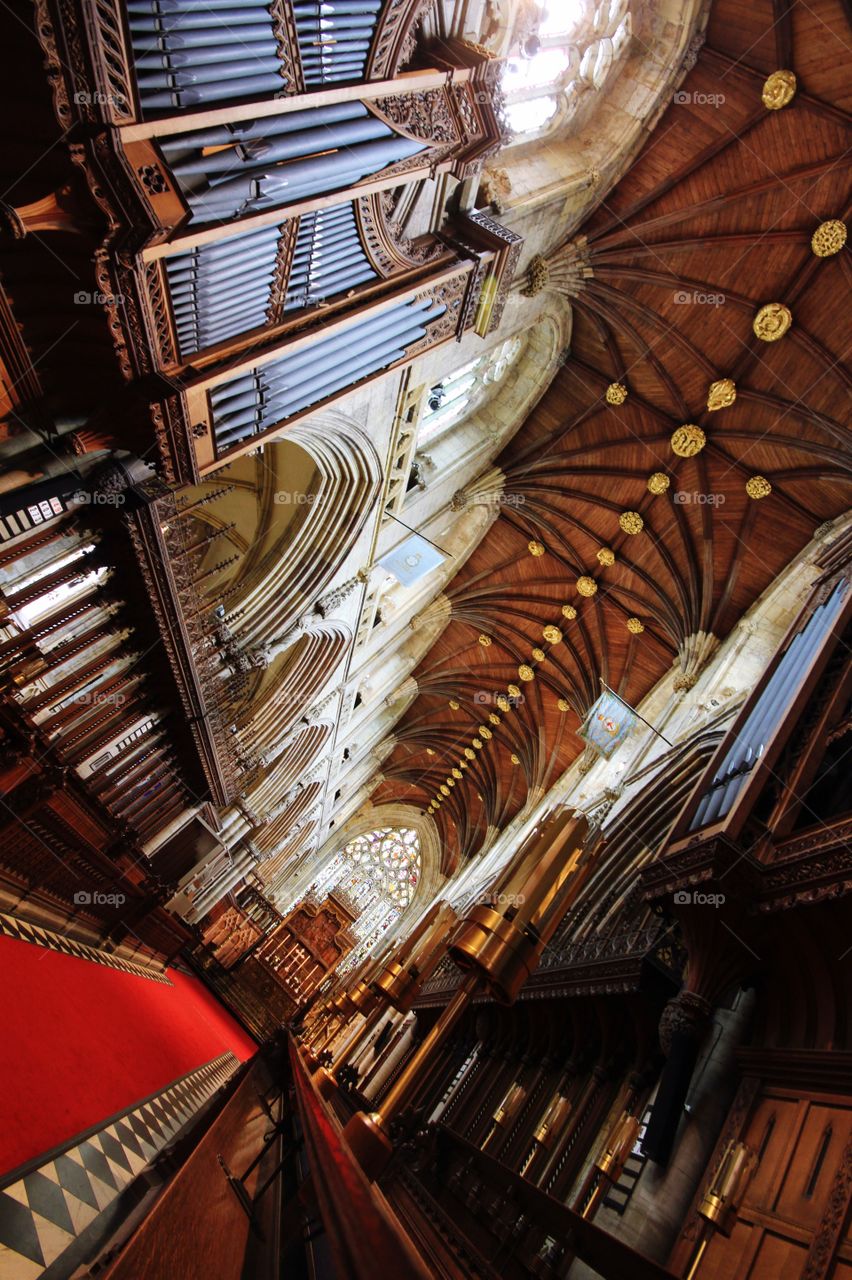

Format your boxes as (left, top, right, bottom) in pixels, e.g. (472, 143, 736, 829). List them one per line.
(418, 336, 523, 447)
(502, 0, 632, 142)
(299, 827, 422, 969)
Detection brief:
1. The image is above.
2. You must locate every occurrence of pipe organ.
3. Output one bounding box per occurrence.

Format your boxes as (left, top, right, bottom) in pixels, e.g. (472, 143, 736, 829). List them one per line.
(14, 0, 518, 487)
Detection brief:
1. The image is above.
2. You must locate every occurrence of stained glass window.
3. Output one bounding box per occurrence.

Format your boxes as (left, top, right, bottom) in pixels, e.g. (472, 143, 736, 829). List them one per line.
(294, 827, 422, 972)
(343, 827, 421, 908)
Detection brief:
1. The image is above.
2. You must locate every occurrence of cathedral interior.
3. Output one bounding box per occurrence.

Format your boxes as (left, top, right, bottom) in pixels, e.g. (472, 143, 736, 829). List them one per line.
(0, 0, 850, 1274)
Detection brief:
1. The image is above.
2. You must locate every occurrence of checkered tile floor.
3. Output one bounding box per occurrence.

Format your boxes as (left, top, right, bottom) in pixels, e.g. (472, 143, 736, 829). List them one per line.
(0, 914, 172, 984)
(0, 1053, 238, 1279)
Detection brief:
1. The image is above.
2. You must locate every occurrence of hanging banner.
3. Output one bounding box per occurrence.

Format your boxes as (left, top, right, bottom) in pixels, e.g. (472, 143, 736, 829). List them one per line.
(377, 533, 445, 588)
(577, 689, 637, 758)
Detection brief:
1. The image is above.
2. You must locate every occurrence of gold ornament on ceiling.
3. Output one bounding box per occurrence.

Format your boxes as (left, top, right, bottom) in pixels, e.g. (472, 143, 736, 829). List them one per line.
(811, 220, 847, 257)
(518, 664, 535, 682)
(619, 511, 644, 534)
(449, 698, 460, 710)
(528, 540, 546, 557)
(746, 475, 772, 499)
(460, 760, 469, 770)
(647, 472, 671, 494)
(707, 378, 737, 411)
(489, 712, 501, 725)
(557, 697, 570, 712)
(577, 576, 598, 597)
(478, 634, 492, 647)
(753, 302, 792, 342)
(452, 768, 462, 779)
(496, 694, 510, 711)
(440, 784, 450, 796)
(447, 777, 456, 787)
(761, 69, 797, 109)
(562, 604, 578, 619)
(671, 424, 706, 457)
(531, 646, 546, 661)
(479, 725, 493, 739)
(508, 683, 522, 698)
(626, 617, 645, 634)
(426, 748, 435, 755)
(510, 753, 520, 765)
(605, 382, 628, 405)
(464, 747, 476, 760)
(597, 547, 616, 566)
(472, 737, 484, 749)
(543, 625, 563, 643)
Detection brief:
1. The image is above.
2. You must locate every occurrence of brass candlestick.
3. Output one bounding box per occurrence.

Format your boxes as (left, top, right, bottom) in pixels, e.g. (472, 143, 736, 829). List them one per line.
(343, 812, 593, 1179)
(575, 1109, 641, 1219)
(314, 901, 458, 1097)
(684, 1141, 756, 1279)
(519, 1091, 573, 1177)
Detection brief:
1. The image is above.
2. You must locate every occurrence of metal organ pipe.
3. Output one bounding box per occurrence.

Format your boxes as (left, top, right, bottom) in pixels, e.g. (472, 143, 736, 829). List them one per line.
(162, 111, 425, 221)
(211, 299, 442, 446)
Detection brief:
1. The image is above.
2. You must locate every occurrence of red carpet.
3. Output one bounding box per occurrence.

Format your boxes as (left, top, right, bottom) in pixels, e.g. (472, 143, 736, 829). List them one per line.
(0, 935, 256, 1177)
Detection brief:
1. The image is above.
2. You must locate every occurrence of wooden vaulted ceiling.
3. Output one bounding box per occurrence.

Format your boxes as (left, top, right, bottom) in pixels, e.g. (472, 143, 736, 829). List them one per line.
(372, 0, 852, 871)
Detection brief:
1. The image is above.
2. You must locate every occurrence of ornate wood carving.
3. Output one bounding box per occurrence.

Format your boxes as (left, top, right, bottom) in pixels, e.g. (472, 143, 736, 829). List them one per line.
(124, 482, 240, 804)
(366, 0, 433, 80)
(150, 393, 198, 487)
(801, 1127, 852, 1279)
(266, 219, 300, 325)
(356, 193, 444, 277)
(268, 0, 305, 95)
(405, 268, 470, 356)
(79, 0, 137, 123)
(372, 89, 461, 145)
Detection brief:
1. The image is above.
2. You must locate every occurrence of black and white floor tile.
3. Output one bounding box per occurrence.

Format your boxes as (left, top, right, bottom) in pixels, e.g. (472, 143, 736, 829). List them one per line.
(0, 1053, 239, 1279)
(0, 914, 172, 985)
